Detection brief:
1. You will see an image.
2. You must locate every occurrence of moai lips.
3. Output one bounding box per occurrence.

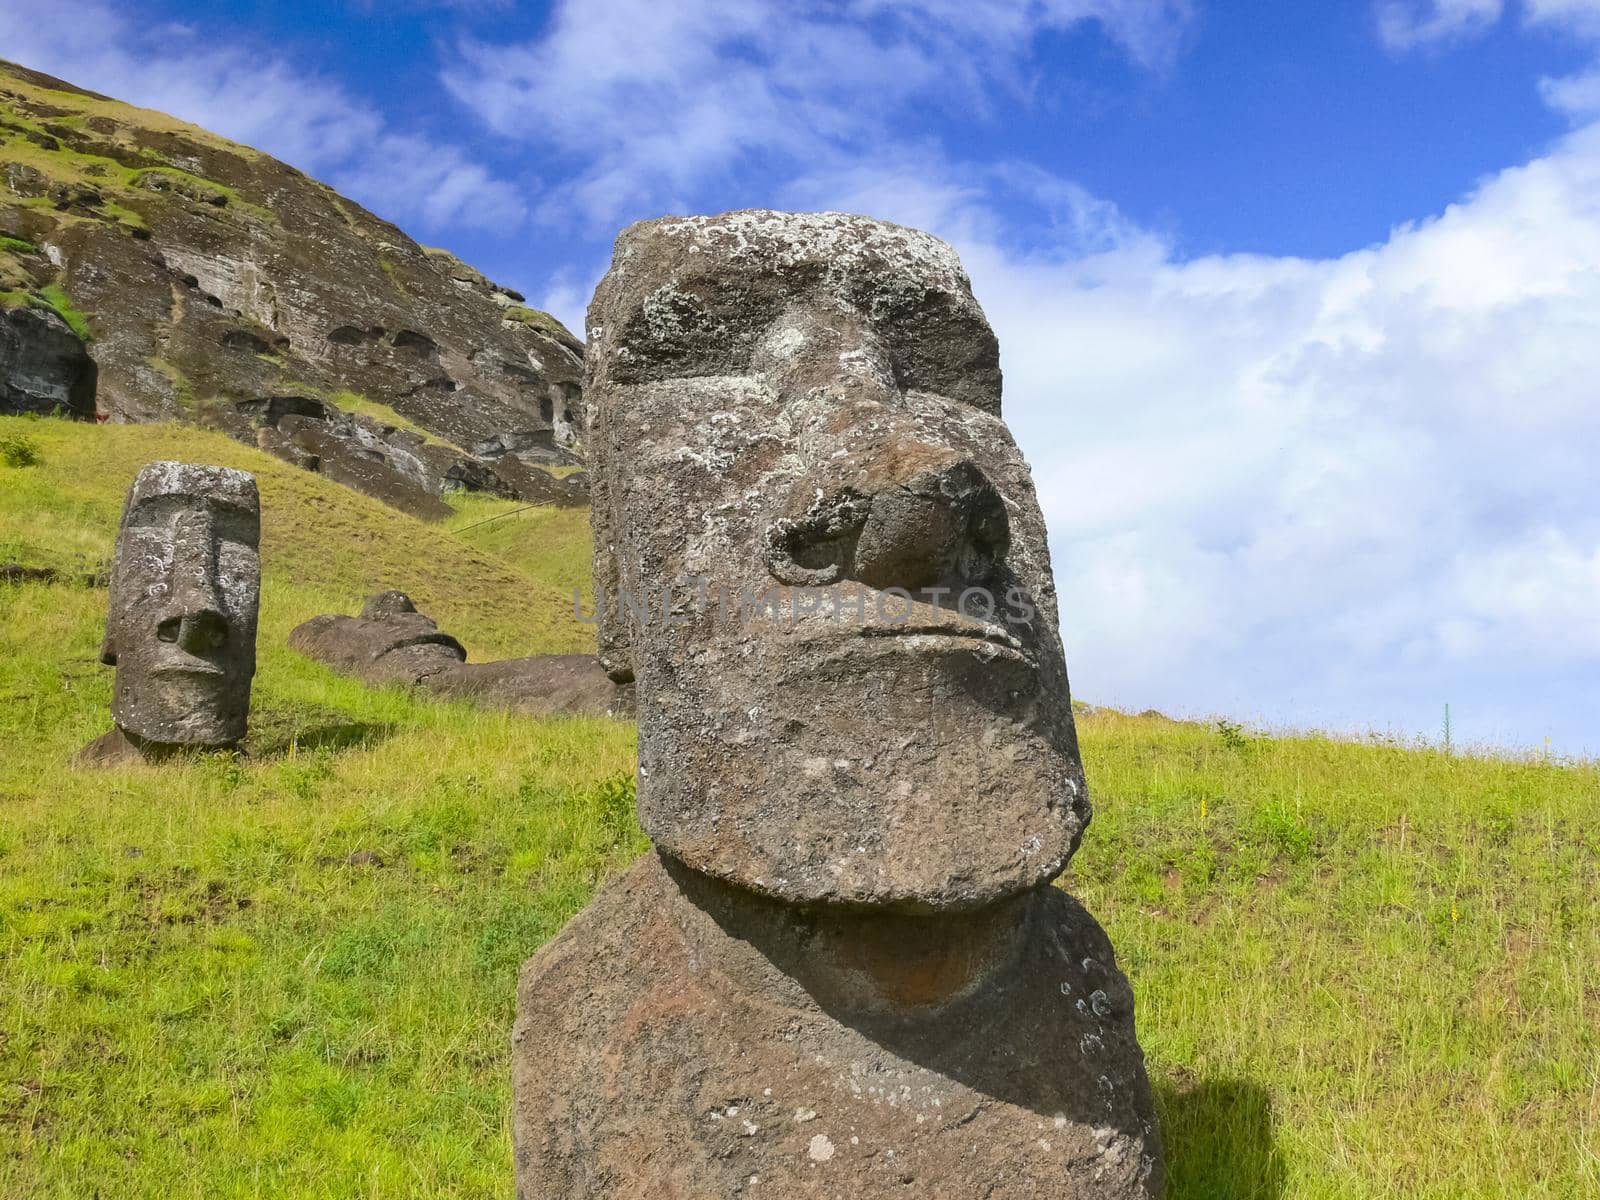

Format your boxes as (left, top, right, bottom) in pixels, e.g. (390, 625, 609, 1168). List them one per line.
(94, 461, 261, 753)
(586, 210, 1090, 910)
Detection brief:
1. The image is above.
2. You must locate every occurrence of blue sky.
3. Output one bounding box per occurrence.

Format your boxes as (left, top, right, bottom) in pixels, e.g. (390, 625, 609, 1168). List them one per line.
(5, 0, 1599, 753)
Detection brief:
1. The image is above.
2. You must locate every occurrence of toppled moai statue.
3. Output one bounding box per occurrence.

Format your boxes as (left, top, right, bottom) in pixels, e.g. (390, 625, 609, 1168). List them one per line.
(290, 590, 469, 686)
(289, 591, 631, 717)
(511, 211, 1164, 1197)
(77, 462, 260, 765)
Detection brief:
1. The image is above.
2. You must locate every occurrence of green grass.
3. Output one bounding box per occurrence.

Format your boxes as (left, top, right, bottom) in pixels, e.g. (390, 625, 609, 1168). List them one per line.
(327, 391, 453, 449)
(376, 258, 405, 296)
(0, 416, 588, 661)
(441, 494, 594, 609)
(2, 417, 1596, 1197)
(499, 306, 570, 339)
(0, 235, 36, 254)
(126, 167, 237, 209)
(0, 583, 640, 1198)
(0, 281, 94, 341)
(1066, 711, 1598, 1197)
(0, 71, 272, 235)
(0, 415, 631, 1197)
(0, 431, 41, 468)
(3, 65, 266, 163)
(36, 284, 90, 341)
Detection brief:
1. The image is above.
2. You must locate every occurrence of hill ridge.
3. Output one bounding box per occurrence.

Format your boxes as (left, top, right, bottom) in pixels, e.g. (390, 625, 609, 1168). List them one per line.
(0, 59, 585, 519)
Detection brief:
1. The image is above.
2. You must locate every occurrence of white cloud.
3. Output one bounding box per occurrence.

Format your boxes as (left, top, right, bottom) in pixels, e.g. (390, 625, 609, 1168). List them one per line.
(533, 122, 1600, 751)
(441, 0, 1194, 228)
(441, 0, 1600, 750)
(1377, 0, 1600, 49)
(1541, 63, 1600, 112)
(0, 0, 526, 233)
(1371, 1, 1600, 125)
(1376, 0, 1505, 49)
(790, 127, 1600, 751)
(1526, 0, 1600, 35)
(1528, 0, 1600, 111)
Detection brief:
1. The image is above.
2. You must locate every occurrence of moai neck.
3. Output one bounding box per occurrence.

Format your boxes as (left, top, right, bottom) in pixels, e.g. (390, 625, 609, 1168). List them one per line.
(661, 853, 1035, 1019)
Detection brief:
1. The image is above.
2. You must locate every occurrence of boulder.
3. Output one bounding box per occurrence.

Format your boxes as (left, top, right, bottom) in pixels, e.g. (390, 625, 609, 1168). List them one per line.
(0, 305, 96, 417)
(0, 60, 586, 514)
(240, 399, 585, 519)
(265, 414, 453, 522)
(428, 654, 633, 718)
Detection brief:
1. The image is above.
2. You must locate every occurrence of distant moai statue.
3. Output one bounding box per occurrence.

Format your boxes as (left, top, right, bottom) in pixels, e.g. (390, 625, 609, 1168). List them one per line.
(510, 212, 1164, 1197)
(77, 461, 260, 765)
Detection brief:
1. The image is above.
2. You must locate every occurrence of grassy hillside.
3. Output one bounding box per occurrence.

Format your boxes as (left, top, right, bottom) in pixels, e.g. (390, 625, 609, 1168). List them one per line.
(442, 493, 595, 607)
(0, 416, 591, 662)
(2, 416, 1596, 1197)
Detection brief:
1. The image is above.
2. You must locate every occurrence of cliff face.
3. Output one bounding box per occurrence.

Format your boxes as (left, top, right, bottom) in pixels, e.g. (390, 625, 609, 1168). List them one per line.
(0, 61, 585, 517)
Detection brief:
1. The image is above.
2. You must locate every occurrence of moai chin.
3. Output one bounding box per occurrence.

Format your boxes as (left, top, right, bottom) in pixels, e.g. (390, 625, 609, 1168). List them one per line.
(78, 461, 261, 764)
(512, 212, 1164, 1198)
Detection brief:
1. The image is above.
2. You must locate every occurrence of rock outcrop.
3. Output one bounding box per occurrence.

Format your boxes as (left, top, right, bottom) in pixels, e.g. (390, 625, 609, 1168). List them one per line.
(290, 591, 630, 717)
(512, 211, 1163, 1197)
(77, 460, 260, 765)
(0, 304, 96, 416)
(0, 60, 585, 518)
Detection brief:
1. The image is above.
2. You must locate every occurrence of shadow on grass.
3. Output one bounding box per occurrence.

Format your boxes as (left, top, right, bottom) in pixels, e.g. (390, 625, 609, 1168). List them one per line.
(1157, 1076, 1285, 1199)
(247, 709, 400, 759)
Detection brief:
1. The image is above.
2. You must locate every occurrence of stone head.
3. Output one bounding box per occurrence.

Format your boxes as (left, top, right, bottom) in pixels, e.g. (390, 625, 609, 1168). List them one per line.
(586, 210, 1090, 911)
(101, 461, 260, 747)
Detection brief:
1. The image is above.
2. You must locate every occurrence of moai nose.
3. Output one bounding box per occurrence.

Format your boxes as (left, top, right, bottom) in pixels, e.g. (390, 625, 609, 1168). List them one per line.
(852, 456, 1009, 591)
(767, 448, 1010, 591)
(158, 508, 227, 654)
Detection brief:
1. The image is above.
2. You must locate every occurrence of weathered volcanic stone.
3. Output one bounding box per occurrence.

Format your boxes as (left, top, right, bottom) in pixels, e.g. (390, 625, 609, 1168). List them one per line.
(513, 211, 1162, 1198)
(586, 209, 1087, 910)
(289, 592, 631, 716)
(427, 655, 633, 718)
(78, 461, 260, 762)
(259, 414, 454, 522)
(288, 591, 466, 686)
(0, 304, 96, 418)
(514, 853, 1161, 1198)
(0, 60, 585, 515)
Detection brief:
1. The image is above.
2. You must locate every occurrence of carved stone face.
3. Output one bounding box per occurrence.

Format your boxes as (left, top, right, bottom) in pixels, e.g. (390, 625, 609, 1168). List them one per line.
(101, 462, 260, 747)
(587, 211, 1090, 911)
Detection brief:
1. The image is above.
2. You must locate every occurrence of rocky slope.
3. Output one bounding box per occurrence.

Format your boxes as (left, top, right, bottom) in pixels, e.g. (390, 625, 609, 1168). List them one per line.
(0, 60, 585, 517)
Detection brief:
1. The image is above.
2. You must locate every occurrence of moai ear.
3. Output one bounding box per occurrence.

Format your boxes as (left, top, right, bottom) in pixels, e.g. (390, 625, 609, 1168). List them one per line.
(98, 480, 138, 667)
(593, 535, 632, 683)
(587, 402, 633, 685)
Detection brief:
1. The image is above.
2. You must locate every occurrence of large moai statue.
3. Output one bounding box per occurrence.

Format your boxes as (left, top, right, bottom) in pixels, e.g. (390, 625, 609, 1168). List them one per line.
(511, 211, 1163, 1197)
(77, 461, 261, 765)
